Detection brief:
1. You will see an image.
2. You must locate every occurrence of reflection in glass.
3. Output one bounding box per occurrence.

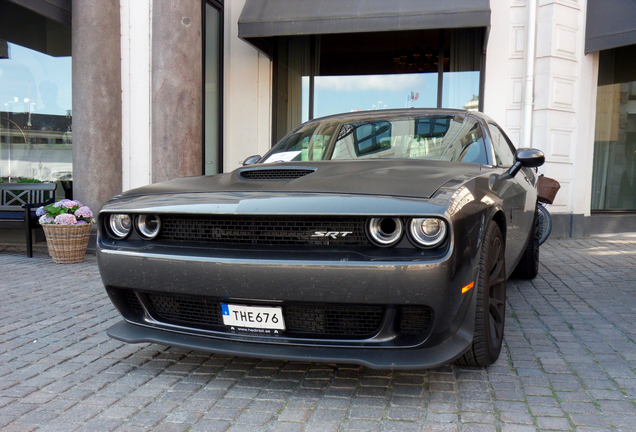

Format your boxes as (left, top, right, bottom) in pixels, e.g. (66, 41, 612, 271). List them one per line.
(274, 29, 484, 142)
(442, 71, 480, 110)
(592, 82, 636, 210)
(0, 42, 72, 182)
(265, 114, 487, 165)
(592, 45, 636, 210)
(309, 73, 438, 120)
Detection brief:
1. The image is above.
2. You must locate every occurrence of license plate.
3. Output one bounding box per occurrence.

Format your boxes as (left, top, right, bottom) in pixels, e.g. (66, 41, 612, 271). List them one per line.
(221, 304, 285, 330)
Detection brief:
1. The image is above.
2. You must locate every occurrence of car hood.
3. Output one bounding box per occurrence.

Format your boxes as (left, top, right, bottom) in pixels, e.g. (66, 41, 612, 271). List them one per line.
(120, 160, 485, 200)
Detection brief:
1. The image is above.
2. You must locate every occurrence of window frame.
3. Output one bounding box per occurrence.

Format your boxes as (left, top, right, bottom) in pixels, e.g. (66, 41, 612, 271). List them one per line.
(203, 0, 224, 175)
(486, 122, 517, 168)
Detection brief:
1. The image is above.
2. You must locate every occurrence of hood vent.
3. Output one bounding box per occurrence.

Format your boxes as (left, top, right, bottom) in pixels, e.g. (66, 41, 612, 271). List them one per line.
(239, 168, 315, 181)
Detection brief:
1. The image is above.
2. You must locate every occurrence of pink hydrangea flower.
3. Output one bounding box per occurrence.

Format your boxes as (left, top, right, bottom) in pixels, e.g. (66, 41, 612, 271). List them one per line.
(54, 214, 77, 225)
(61, 200, 82, 209)
(36, 206, 47, 216)
(52, 199, 82, 209)
(52, 199, 70, 208)
(74, 206, 93, 219)
(39, 215, 54, 224)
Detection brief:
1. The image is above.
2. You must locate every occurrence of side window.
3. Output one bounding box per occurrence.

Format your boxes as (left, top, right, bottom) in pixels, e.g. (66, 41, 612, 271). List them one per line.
(488, 124, 516, 167)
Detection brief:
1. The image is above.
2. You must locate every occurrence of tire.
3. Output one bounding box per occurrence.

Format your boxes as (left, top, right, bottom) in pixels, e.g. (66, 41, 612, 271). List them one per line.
(456, 221, 506, 367)
(511, 207, 539, 280)
(537, 203, 552, 246)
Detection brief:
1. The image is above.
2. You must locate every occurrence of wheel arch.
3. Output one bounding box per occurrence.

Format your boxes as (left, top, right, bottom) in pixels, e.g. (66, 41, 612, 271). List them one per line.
(491, 209, 507, 246)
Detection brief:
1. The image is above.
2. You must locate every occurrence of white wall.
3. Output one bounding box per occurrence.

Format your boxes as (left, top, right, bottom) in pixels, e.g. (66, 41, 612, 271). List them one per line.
(485, 0, 596, 216)
(223, 0, 272, 173)
(120, 0, 152, 191)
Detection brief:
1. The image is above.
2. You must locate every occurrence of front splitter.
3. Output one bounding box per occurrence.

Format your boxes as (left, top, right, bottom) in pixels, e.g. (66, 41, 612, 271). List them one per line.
(107, 319, 473, 370)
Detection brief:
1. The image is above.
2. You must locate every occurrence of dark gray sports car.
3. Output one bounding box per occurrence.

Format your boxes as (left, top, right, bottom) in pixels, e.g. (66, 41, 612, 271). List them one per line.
(97, 109, 544, 369)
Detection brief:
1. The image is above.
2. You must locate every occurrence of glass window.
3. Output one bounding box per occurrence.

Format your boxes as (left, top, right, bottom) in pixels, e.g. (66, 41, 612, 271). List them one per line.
(591, 45, 636, 210)
(265, 114, 487, 165)
(204, 1, 222, 175)
(442, 28, 482, 110)
(274, 28, 485, 142)
(0, 4, 71, 186)
(488, 124, 516, 167)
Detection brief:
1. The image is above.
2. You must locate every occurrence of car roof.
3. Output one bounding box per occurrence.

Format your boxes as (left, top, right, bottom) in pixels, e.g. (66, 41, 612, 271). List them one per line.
(305, 108, 486, 124)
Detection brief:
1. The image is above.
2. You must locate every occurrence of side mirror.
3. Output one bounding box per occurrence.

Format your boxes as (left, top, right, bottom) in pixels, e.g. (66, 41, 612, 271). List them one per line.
(516, 148, 545, 168)
(242, 155, 261, 166)
(490, 148, 545, 190)
(506, 148, 545, 178)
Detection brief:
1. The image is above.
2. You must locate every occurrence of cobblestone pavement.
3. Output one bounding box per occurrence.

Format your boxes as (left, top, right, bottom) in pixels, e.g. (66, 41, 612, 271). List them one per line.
(2, 235, 636, 432)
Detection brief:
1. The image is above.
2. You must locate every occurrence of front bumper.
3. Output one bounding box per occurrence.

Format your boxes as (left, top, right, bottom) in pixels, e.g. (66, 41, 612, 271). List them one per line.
(108, 296, 474, 369)
(98, 242, 478, 368)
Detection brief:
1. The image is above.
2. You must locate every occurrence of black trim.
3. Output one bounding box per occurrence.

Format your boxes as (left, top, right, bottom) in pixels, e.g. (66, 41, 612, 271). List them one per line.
(590, 210, 636, 214)
(7, 0, 71, 26)
(203, 0, 224, 175)
(437, 29, 445, 108)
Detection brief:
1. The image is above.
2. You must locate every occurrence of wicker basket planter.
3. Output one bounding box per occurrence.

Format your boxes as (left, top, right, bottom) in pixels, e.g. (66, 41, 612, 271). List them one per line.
(42, 223, 92, 264)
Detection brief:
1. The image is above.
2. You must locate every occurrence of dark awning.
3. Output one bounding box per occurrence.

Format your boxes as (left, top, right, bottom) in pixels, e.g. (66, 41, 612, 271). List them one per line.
(6, 0, 71, 27)
(239, 0, 490, 56)
(586, 0, 636, 53)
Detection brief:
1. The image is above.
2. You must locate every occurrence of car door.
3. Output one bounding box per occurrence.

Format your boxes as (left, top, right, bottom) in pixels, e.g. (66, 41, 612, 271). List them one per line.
(486, 123, 536, 276)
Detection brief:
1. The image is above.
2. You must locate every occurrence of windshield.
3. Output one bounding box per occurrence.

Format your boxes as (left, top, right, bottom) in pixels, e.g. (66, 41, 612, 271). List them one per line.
(263, 114, 488, 165)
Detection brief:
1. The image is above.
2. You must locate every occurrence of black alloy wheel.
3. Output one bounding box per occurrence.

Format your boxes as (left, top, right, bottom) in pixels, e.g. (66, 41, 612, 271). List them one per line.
(457, 220, 506, 367)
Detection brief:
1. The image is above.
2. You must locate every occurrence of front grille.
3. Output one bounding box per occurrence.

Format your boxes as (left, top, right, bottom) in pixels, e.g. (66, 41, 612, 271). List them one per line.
(160, 215, 370, 246)
(141, 292, 384, 338)
(124, 290, 144, 315)
(399, 306, 433, 336)
(284, 303, 384, 336)
(146, 293, 222, 327)
(239, 169, 315, 180)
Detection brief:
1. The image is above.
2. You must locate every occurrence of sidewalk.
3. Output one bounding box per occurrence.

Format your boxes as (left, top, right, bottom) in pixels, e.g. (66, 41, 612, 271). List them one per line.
(1, 235, 636, 431)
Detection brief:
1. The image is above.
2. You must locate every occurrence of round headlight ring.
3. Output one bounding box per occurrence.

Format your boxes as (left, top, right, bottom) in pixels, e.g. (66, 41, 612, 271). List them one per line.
(409, 218, 447, 248)
(108, 214, 132, 239)
(136, 214, 162, 239)
(367, 217, 403, 247)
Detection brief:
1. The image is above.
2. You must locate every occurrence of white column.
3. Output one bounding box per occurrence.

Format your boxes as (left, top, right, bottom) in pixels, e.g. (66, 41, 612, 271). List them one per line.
(533, 0, 593, 216)
(120, 0, 152, 191)
(485, 0, 597, 220)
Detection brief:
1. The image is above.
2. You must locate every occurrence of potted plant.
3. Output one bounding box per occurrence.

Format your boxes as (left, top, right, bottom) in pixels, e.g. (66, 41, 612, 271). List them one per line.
(37, 199, 94, 264)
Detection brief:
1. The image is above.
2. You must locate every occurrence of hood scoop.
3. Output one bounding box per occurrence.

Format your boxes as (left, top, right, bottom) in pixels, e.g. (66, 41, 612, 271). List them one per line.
(239, 167, 316, 181)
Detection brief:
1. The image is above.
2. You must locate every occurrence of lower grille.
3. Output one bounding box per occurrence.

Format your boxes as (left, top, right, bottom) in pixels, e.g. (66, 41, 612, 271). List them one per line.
(159, 215, 370, 247)
(146, 293, 222, 327)
(399, 306, 433, 336)
(142, 292, 384, 338)
(284, 303, 384, 336)
(124, 290, 144, 315)
(116, 290, 433, 341)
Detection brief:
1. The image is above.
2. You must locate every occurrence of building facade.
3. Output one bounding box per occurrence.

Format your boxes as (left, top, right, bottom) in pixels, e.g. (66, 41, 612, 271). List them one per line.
(1, 0, 635, 239)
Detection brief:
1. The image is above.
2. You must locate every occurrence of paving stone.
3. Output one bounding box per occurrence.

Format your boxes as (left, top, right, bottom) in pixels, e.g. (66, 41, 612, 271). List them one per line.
(3, 237, 636, 430)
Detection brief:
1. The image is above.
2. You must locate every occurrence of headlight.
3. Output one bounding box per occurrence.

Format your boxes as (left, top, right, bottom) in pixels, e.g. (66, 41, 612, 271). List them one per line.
(367, 217, 403, 247)
(108, 214, 132, 239)
(409, 218, 447, 248)
(136, 214, 161, 239)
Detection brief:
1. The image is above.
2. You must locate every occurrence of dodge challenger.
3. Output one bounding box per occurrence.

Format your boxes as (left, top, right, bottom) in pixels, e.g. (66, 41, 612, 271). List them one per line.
(97, 109, 544, 369)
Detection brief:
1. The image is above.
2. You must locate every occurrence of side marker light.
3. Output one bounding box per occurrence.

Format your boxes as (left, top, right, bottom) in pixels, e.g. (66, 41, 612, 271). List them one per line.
(461, 282, 475, 294)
